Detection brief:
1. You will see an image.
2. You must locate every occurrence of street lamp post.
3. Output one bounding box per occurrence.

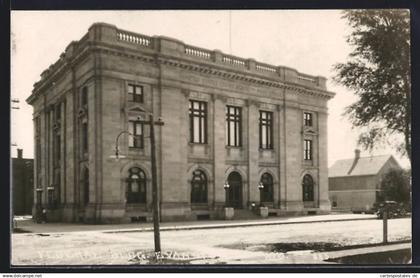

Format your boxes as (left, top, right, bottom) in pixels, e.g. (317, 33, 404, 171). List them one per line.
(112, 114, 164, 254)
(258, 182, 264, 207)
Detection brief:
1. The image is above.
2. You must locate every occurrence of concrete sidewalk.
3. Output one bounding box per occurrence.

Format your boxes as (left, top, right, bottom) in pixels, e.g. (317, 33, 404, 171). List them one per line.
(323, 242, 411, 261)
(14, 213, 377, 234)
(233, 242, 412, 264)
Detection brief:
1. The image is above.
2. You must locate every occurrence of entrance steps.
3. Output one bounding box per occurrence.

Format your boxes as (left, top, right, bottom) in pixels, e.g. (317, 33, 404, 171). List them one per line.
(233, 209, 260, 220)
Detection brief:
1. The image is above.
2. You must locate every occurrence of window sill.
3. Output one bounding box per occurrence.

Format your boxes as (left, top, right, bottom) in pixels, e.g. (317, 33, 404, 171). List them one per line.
(225, 145, 243, 149)
(259, 148, 274, 151)
(188, 142, 208, 146)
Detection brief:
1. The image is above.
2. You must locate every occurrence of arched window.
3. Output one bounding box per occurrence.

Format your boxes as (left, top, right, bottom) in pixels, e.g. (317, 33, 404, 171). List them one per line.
(191, 170, 207, 203)
(302, 174, 314, 201)
(261, 172, 274, 202)
(83, 168, 89, 205)
(126, 167, 147, 203)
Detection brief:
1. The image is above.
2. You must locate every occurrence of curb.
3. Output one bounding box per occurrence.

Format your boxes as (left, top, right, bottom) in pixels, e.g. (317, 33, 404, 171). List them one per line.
(104, 216, 377, 234)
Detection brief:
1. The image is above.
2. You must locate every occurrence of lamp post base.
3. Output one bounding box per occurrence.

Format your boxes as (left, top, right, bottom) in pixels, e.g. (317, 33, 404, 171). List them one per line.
(259, 206, 269, 218)
(224, 207, 234, 220)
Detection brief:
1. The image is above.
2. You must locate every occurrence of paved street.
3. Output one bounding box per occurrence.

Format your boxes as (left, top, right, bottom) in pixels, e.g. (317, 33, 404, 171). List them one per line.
(14, 213, 376, 234)
(12, 216, 411, 265)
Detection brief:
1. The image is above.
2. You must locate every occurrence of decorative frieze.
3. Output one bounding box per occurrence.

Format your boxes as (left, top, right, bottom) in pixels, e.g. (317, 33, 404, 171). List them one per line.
(259, 102, 276, 111)
(189, 91, 211, 101)
(226, 97, 246, 107)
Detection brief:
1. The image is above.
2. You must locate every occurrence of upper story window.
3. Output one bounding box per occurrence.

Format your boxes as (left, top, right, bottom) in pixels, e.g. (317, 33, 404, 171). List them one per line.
(128, 84, 144, 103)
(54, 133, 61, 166)
(83, 167, 89, 206)
(82, 122, 88, 154)
(35, 117, 41, 172)
(189, 100, 207, 144)
(53, 104, 61, 166)
(226, 106, 242, 147)
(304, 112, 313, 127)
(259, 111, 273, 149)
(81, 86, 88, 108)
(128, 120, 144, 148)
(304, 139, 313, 160)
(35, 116, 41, 137)
(55, 103, 61, 123)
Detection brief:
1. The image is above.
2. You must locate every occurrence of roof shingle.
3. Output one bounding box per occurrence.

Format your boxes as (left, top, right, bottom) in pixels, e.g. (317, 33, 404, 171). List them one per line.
(329, 155, 394, 178)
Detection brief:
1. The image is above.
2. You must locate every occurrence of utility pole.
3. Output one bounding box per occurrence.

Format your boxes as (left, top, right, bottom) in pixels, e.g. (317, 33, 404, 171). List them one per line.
(138, 115, 164, 254)
(383, 207, 388, 244)
(112, 114, 164, 254)
(149, 114, 163, 253)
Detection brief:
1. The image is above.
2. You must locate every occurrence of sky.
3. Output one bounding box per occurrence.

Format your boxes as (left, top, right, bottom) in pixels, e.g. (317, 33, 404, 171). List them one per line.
(10, 10, 411, 169)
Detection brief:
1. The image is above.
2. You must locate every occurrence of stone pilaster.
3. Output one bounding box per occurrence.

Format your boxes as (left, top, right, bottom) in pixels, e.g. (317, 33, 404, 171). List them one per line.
(283, 92, 303, 211)
(213, 95, 226, 210)
(247, 101, 259, 204)
(317, 111, 331, 211)
(160, 86, 189, 219)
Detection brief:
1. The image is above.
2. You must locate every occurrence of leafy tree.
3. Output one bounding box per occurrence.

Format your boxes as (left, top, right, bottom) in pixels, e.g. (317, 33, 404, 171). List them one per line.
(377, 169, 410, 203)
(334, 10, 411, 165)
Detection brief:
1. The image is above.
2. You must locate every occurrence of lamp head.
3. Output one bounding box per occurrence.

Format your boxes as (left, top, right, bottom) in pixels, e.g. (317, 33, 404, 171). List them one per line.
(223, 182, 230, 189)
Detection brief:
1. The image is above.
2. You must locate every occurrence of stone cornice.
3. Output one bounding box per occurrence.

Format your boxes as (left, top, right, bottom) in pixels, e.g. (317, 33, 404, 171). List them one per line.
(28, 25, 336, 105)
(99, 45, 336, 100)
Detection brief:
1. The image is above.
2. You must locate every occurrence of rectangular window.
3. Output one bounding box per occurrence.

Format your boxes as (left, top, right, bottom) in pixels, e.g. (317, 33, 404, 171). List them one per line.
(54, 134, 61, 165)
(81, 86, 88, 107)
(128, 84, 144, 103)
(55, 103, 61, 122)
(304, 112, 313, 127)
(304, 139, 313, 160)
(35, 117, 41, 172)
(226, 106, 242, 147)
(189, 100, 207, 144)
(259, 111, 273, 149)
(82, 122, 88, 153)
(128, 120, 144, 148)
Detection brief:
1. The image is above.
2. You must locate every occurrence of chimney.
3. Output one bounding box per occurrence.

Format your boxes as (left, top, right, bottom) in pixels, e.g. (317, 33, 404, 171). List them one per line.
(17, 148, 23, 159)
(347, 149, 361, 175)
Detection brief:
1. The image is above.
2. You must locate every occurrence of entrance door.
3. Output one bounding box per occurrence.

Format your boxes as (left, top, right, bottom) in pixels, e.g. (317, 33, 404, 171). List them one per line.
(227, 171, 243, 208)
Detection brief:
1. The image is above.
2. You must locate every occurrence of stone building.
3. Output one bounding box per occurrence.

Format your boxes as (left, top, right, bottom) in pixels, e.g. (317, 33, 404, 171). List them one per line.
(26, 23, 335, 223)
(329, 150, 403, 213)
(12, 149, 34, 216)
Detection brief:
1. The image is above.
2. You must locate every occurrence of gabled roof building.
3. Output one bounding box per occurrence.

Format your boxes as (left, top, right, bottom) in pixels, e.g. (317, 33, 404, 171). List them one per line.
(328, 149, 403, 212)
